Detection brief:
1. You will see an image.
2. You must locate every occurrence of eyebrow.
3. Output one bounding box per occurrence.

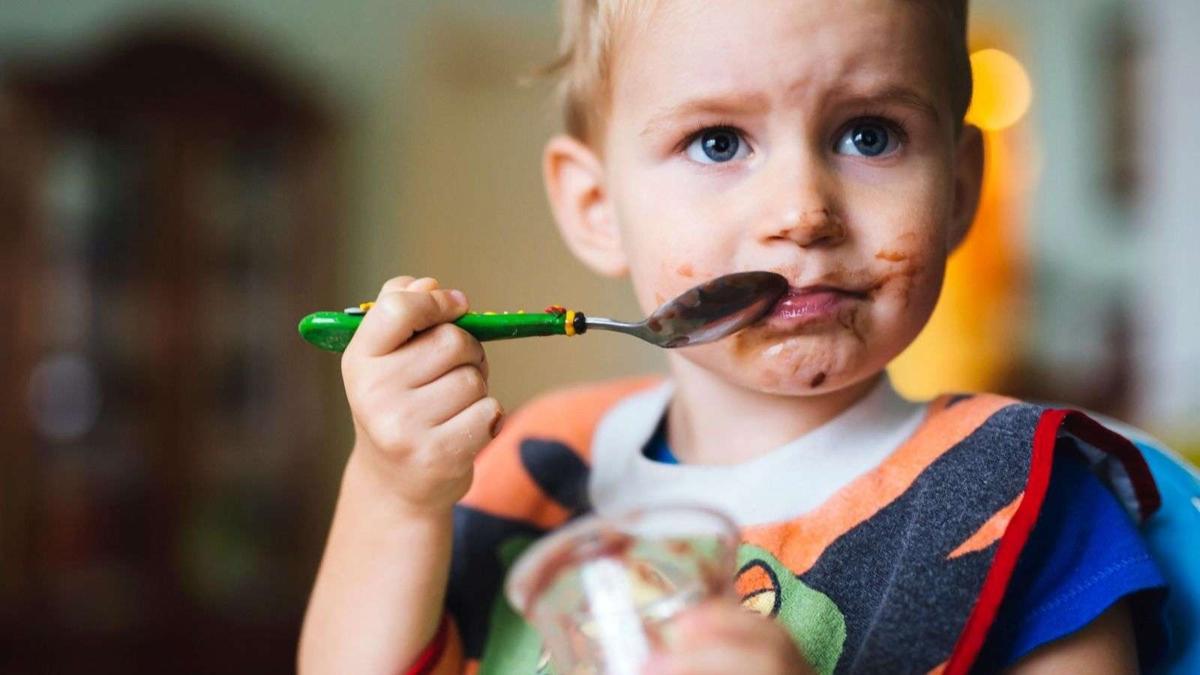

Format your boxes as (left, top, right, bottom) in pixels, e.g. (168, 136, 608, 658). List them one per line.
(639, 91, 771, 138)
(831, 84, 943, 125)
(639, 83, 942, 138)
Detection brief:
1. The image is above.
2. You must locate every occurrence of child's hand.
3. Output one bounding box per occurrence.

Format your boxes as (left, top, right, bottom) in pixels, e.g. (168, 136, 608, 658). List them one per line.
(643, 601, 817, 675)
(341, 276, 501, 515)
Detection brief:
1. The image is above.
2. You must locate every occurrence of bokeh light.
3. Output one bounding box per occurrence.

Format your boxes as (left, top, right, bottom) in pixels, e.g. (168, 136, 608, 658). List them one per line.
(966, 48, 1033, 131)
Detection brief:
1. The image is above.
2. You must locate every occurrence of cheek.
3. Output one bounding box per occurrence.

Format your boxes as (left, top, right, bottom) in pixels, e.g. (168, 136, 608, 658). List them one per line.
(614, 197, 677, 311)
(615, 204, 733, 313)
(869, 229, 946, 316)
(852, 177, 950, 316)
(643, 256, 723, 313)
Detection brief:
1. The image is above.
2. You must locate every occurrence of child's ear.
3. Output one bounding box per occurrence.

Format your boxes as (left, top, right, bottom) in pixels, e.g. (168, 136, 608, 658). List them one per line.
(543, 134, 628, 277)
(948, 124, 985, 251)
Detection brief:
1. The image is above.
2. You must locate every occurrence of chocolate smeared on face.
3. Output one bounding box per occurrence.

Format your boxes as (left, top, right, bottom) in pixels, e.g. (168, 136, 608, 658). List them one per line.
(837, 305, 867, 344)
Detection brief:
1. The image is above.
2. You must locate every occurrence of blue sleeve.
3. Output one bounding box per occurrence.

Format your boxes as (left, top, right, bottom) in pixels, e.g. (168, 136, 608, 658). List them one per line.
(979, 447, 1169, 671)
(1132, 441, 1200, 673)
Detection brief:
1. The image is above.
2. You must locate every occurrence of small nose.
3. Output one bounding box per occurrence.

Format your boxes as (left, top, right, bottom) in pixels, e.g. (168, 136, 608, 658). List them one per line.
(774, 207, 846, 248)
(758, 151, 847, 249)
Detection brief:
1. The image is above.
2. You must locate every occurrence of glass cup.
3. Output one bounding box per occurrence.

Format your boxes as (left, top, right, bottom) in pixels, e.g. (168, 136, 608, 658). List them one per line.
(505, 504, 739, 675)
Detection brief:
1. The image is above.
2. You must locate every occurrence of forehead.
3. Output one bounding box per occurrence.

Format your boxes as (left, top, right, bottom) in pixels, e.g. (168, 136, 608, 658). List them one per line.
(610, 0, 952, 120)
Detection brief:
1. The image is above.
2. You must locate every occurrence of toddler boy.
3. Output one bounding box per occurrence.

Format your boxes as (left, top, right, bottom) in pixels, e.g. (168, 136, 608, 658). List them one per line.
(300, 1, 1167, 673)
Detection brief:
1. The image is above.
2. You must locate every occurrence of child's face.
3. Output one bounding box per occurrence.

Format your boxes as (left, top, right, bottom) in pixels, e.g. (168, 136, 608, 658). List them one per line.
(557, 0, 981, 396)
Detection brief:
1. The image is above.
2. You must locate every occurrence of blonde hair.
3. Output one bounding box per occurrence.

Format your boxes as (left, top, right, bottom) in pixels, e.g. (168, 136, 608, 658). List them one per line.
(543, 0, 650, 145)
(548, 0, 973, 144)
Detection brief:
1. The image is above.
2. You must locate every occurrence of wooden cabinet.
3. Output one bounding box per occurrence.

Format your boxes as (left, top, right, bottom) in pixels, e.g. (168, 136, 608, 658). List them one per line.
(0, 27, 342, 672)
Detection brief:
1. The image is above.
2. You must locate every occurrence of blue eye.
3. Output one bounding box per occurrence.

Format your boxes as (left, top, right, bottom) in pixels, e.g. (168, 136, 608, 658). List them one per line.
(686, 127, 749, 164)
(835, 122, 899, 158)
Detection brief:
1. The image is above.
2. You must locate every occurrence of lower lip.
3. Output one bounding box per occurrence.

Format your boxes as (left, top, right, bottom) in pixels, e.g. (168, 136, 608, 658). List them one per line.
(765, 289, 863, 329)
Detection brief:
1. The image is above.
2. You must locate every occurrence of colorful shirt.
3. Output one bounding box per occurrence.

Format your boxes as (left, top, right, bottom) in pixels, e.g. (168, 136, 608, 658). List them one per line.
(425, 377, 1163, 675)
(645, 423, 1168, 671)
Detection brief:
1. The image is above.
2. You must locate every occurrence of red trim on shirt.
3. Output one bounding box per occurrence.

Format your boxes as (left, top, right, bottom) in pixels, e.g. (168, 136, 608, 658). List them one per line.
(942, 408, 1162, 674)
(405, 615, 449, 675)
(942, 408, 1064, 675)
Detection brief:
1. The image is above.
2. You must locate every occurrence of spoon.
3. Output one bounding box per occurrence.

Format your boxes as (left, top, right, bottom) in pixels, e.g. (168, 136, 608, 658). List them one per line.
(298, 271, 789, 352)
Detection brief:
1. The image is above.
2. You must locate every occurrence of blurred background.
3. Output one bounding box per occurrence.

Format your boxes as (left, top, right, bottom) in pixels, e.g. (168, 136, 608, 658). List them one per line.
(0, 0, 1196, 672)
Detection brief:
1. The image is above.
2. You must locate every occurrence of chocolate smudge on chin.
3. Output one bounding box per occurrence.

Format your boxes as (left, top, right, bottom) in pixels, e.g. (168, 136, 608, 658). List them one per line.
(810, 372, 827, 388)
(837, 306, 866, 344)
(733, 328, 767, 360)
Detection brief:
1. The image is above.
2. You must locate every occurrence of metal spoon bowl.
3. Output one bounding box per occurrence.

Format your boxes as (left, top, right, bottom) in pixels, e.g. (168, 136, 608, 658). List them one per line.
(586, 271, 789, 348)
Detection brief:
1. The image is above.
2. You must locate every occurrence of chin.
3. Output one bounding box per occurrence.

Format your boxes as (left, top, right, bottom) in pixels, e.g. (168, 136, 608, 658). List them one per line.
(684, 331, 876, 396)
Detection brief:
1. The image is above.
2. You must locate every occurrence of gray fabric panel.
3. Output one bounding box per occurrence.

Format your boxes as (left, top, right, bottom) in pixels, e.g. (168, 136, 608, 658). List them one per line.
(801, 403, 1043, 674)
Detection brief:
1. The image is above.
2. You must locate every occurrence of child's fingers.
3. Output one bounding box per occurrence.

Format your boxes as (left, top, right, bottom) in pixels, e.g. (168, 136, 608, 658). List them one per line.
(430, 395, 504, 457)
(666, 604, 772, 655)
(654, 602, 812, 675)
(671, 601, 756, 641)
(397, 324, 487, 388)
(372, 276, 443, 311)
(406, 277, 440, 292)
(379, 275, 417, 295)
(381, 276, 437, 294)
(642, 646, 773, 675)
(350, 289, 469, 357)
(409, 365, 489, 426)
(672, 598, 744, 634)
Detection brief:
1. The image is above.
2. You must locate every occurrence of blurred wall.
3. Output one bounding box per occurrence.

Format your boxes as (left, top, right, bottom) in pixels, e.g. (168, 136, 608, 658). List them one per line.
(1, 0, 410, 292)
(0, 3, 655, 669)
(965, 0, 1132, 397)
(0, 0, 661, 424)
(978, 0, 1136, 384)
(1134, 0, 1200, 438)
(388, 0, 663, 408)
(971, 0, 1200, 443)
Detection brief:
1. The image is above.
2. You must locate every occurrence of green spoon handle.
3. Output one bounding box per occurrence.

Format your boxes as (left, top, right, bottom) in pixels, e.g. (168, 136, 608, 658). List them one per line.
(298, 309, 588, 353)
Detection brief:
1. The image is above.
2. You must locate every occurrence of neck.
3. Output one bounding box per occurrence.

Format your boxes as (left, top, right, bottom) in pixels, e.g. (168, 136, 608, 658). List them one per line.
(665, 358, 883, 466)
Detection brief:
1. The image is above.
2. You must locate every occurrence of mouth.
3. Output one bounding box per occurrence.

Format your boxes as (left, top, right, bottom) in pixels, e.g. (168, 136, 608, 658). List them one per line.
(762, 284, 869, 329)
